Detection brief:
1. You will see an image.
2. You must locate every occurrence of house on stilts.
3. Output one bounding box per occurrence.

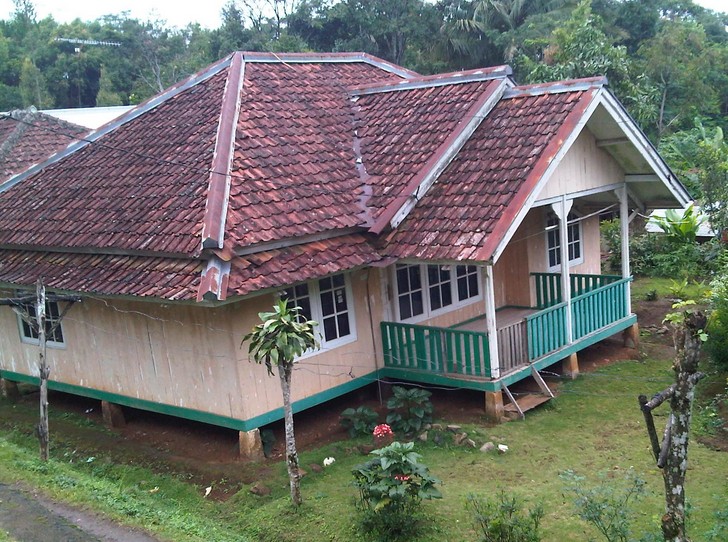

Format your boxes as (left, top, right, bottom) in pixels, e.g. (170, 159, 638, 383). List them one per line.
(0, 52, 689, 454)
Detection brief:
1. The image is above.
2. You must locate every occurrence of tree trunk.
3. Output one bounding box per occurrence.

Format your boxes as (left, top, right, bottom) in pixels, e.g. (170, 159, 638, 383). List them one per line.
(661, 311, 706, 542)
(278, 362, 301, 506)
(36, 279, 50, 462)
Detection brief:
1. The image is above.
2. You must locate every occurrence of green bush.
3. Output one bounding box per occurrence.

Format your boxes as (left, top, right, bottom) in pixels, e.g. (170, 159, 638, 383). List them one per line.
(629, 233, 720, 279)
(352, 441, 441, 541)
(340, 406, 378, 438)
(561, 469, 653, 542)
(385, 386, 433, 435)
(467, 491, 544, 542)
(706, 271, 728, 370)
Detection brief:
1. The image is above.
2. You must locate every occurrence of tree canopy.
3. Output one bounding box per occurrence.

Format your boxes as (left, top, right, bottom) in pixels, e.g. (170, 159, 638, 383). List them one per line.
(2, 0, 727, 210)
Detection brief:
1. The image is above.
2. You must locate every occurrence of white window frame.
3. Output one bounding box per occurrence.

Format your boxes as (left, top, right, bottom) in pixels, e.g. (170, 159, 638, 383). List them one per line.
(16, 298, 66, 349)
(546, 211, 584, 272)
(393, 263, 483, 323)
(280, 272, 357, 353)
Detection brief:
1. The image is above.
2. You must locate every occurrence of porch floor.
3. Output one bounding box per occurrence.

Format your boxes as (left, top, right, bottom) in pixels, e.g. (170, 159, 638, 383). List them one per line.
(453, 307, 536, 332)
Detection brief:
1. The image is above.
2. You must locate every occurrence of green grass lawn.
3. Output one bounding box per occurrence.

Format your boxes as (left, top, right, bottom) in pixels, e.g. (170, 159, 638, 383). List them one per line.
(1, 351, 726, 542)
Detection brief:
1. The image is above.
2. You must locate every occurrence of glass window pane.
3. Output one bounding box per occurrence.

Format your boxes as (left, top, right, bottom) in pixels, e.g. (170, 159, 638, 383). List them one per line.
(411, 291, 424, 317)
(409, 266, 421, 289)
(323, 316, 337, 341)
(442, 285, 452, 307)
(332, 274, 345, 288)
(457, 276, 468, 300)
(468, 273, 479, 297)
(338, 314, 350, 337)
(396, 266, 409, 290)
(320, 290, 334, 316)
(399, 296, 412, 320)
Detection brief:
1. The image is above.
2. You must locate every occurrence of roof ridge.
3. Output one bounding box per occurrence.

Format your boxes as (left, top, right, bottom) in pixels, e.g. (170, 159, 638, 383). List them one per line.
(350, 65, 513, 96)
(239, 51, 418, 80)
(505, 76, 607, 98)
(369, 78, 510, 235)
(0, 54, 234, 196)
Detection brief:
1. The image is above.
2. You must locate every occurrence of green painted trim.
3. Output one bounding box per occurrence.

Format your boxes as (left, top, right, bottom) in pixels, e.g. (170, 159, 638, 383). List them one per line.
(380, 367, 500, 392)
(448, 314, 486, 328)
(241, 371, 380, 429)
(380, 314, 637, 391)
(0, 369, 379, 432)
(497, 314, 637, 387)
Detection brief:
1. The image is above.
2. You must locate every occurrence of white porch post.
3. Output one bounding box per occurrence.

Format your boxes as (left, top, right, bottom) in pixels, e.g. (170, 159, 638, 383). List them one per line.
(617, 185, 632, 314)
(483, 264, 500, 379)
(552, 196, 573, 343)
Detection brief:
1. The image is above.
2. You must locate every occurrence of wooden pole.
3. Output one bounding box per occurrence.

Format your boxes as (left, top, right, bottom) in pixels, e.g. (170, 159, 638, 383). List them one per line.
(36, 278, 50, 462)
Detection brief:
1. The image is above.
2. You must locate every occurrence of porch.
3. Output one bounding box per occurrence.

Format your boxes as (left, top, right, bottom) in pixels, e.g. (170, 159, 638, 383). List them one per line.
(379, 272, 636, 393)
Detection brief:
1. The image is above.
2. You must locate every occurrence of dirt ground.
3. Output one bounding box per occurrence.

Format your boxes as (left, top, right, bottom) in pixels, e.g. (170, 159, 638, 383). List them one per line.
(1, 296, 725, 540)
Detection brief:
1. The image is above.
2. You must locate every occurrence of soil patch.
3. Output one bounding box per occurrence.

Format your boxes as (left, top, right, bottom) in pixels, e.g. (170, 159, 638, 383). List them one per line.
(0, 482, 159, 542)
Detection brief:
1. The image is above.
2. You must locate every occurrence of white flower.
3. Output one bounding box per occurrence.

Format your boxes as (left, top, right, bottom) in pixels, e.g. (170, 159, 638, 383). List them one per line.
(323, 456, 335, 467)
(497, 444, 509, 453)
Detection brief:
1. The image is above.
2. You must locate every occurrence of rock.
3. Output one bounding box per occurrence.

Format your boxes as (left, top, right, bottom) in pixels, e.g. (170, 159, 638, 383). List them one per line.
(465, 439, 477, 448)
(418, 431, 428, 442)
(497, 444, 509, 454)
(423, 423, 432, 430)
(309, 463, 323, 473)
(431, 423, 444, 431)
(480, 442, 495, 452)
(250, 482, 271, 496)
(433, 433, 443, 446)
(446, 424, 462, 433)
(454, 432, 468, 445)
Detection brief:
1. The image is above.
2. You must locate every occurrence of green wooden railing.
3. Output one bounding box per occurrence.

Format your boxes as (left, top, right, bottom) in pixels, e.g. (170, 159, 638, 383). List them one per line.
(572, 277, 630, 340)
(526, 302, 568, 360)
(381, 321, 491, 378)
(381, 274, 632, 378)
(532, 272, 622, 309)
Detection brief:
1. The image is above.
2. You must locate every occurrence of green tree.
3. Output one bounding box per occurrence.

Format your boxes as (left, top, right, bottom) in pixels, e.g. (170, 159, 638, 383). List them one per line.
(696, 125, 728, 236)
(637, 19, 717, 136)
(519, 0, 658, 130)
(242, 299, 318, 506)
(19, 56, 52, 107)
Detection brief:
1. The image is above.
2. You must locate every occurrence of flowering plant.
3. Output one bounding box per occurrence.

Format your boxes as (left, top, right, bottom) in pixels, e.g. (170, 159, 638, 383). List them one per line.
(352, 441, 441, 539)
(373, 424, 393, 438)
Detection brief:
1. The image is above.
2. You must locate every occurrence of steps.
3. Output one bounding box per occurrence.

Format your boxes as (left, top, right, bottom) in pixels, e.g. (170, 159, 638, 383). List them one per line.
(502, 367, 555, 420)
(503, 393, 552, 420)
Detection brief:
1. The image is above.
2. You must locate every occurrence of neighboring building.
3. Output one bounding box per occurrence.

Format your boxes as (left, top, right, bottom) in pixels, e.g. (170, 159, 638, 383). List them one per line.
(0, 52, 689, 453)
(41, 106, 134, 129)
(0, 108, 88, 182)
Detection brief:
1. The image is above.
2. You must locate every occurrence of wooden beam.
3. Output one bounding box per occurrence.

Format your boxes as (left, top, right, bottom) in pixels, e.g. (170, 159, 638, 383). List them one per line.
(596, 137, 630, 147)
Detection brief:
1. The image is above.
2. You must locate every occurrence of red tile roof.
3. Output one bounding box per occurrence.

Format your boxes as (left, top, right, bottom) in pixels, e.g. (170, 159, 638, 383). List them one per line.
(0, 250, 202, 300)
(0, 53, 625, 301)
(0, 110, 87, 182)
(382, 86, 601, 262)
(227, 234, 381, 297)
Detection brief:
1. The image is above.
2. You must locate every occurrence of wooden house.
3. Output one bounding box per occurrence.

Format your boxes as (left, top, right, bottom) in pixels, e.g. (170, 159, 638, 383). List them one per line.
(0, 53, 689, 454)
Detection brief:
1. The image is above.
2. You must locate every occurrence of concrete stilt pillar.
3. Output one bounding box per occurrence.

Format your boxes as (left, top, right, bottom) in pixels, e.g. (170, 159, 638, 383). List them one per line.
(0, 378, 20, 401)
(101, 400, 126, 428)
(484, 390, 504, 423)
(623, 323, 640, 349)
(239, 428, 264, 461)
(562, 352, 580, 380)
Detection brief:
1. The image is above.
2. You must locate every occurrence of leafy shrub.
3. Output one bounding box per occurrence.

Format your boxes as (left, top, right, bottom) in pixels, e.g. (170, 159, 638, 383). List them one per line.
(707, 272, 728, 370)
(340, 406, 378, 438)
(467, 491, 544, 542)
(644, 289, 658, 301)
(385, 386, 433, 435)
(600, 218, 622, 273)
(630, 233, 720, 279)
(561, 469, 651, 542)
(352, 441, 441, 541)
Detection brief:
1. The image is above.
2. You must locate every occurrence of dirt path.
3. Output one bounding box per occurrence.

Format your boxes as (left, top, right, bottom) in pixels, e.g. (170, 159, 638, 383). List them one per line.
(0, 483, 161, 542)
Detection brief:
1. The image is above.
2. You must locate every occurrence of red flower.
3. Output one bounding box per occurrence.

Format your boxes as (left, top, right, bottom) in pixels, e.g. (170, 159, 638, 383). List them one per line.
(373, 424, 393, 437)
(394, 474, 411, 482)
